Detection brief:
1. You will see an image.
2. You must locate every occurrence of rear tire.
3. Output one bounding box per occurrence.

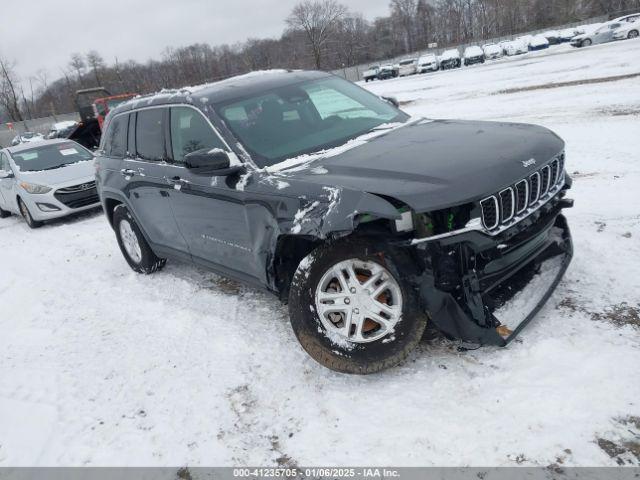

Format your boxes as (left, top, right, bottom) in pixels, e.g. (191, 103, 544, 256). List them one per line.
(113, 205, 166, 274)
(18, 198, 43, 229)
(288, 236, 428, 374)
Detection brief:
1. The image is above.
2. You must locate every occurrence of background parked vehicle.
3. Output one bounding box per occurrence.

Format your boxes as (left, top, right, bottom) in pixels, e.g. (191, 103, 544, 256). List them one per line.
(571, 21, 622, 47)
(363, 65, 380, 82)
(543, 30, 562, 45)
(11, 132, 45, 146)
(417, 54, 439, 73)
(377, 65, 398, 80)
(398, 58, 418, 76)
(501, 39, 529, 56)
(529, 34, 550, 50)
(613, 19, 640, 40)
(559, 28, 579, 42)
(439, 49, 461, 69)
(47, 121, 79, 139)
(0, 140, 99, 228)
(482, 43, 503, 60)
(463, 46, 485, 66)
(68, 88, 137, 150)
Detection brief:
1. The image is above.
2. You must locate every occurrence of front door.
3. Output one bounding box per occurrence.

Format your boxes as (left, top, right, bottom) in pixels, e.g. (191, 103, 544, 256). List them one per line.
(0, 152, 16, 213)
(163, 106, 262, 284)
(122, 108, 189, 257)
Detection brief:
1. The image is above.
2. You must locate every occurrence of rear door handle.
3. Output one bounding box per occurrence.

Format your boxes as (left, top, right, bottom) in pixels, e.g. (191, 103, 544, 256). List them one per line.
(121, 169, 136, 177)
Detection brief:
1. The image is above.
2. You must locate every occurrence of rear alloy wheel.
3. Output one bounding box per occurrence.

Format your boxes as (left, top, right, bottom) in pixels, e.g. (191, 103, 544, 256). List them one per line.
(629, 30, 639, 39)
(288, 237, 428, 374)
(113, 205, 166, 274)
(18, 198, 43, 229)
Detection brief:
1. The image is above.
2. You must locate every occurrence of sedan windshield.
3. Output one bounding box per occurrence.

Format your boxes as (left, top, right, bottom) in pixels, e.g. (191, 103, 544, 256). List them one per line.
(11, 142, 93, 172)
(215, 76, 408, 167)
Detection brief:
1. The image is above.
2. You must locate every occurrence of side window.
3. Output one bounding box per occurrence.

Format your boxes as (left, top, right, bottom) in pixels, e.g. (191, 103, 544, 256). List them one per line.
(0, 153, 9, 172)
(105, 114, 128, 158)
(135, 109, 165, 161)
(170, 107, 226, 163)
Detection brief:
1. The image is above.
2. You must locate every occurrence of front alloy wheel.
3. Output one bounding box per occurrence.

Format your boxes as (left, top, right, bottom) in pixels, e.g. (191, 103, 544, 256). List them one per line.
(315, 259, 403, 343)
(288, 237, 428, 374)
(629, 30, 639, 39)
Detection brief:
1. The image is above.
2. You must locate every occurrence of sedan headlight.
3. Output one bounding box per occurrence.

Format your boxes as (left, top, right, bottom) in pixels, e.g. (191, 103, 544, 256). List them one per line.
(19, 182, 52, 194)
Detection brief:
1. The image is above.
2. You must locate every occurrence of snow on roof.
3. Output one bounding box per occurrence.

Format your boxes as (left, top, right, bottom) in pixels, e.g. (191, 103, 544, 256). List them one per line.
(440, 49, 460, 59)
(464, 46, 484, 57)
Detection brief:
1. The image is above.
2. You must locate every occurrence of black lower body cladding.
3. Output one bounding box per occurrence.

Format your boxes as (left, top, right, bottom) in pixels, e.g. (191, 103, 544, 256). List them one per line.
(413, 199, 573, 346)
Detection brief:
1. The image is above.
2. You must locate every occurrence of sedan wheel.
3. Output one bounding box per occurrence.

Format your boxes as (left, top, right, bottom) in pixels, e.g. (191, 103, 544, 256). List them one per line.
(582, 39, 592, 46)
(629, 30, 639, 39)
(19, 198, 43, 229)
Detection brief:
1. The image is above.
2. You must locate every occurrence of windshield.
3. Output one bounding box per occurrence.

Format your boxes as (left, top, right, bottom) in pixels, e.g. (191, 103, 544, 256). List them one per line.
(215, 76, 407, 167)
(11, 142, 93, 172)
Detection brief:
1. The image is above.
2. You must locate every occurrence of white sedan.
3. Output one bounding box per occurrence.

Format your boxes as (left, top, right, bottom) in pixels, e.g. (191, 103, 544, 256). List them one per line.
(613, 20, 640, 40)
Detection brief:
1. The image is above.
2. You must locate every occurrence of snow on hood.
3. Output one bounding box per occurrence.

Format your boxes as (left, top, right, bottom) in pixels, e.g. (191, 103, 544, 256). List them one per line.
(265, 118, 425, 173)
(16, 160, 95, 186)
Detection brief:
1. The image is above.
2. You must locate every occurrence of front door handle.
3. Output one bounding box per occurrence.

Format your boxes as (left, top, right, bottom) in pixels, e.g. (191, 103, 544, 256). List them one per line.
(168, 176, 186, 185)
(121, 168, 136, 177)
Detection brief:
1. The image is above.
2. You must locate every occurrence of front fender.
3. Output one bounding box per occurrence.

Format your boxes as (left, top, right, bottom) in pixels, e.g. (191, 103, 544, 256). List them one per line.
(285, 187, 401, 239)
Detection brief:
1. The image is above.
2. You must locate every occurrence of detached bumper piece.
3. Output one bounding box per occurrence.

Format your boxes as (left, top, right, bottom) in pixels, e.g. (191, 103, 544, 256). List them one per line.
(418, 203, 573, 346)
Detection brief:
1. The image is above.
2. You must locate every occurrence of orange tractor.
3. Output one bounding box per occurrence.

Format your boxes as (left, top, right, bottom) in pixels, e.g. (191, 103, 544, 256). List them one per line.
(68, 88, 137, 149)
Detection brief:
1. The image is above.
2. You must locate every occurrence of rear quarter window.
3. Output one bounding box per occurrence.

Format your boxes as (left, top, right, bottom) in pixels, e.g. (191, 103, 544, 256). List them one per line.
(105, 115, 128, 158)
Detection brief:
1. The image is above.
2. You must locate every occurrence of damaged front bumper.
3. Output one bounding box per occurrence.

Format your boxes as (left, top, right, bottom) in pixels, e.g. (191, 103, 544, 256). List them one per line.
(410, 198, 573, 346)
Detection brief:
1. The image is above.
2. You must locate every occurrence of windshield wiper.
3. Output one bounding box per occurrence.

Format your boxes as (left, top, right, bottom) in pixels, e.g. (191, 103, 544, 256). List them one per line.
(42, 164, 70, 170)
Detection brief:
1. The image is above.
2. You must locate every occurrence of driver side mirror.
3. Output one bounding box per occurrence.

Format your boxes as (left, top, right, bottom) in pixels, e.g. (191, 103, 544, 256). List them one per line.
(381, 96, 400, 108)
(184, 149, 245, 176)
(0, 170, 14, 179)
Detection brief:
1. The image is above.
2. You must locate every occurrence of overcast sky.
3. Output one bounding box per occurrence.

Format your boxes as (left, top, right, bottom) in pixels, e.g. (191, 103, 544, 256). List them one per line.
(3, 0, 390, 85)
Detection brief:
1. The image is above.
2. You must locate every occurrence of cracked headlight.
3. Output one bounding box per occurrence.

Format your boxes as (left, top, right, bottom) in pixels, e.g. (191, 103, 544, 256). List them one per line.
(20, 182, 52, 194)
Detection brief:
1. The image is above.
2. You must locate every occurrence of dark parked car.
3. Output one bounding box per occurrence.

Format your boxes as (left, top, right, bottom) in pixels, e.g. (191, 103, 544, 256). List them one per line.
(95, 70, 574, 374)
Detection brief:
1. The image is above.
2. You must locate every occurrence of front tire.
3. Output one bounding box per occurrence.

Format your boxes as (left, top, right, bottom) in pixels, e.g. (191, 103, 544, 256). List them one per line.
(113, 205, 166, 274)
(288, 237, 428, 374)
(582, 39, 592, 47)
(18, 198, 43, 229)
(0, 205, 10, 218)
(629, 30, 639, 39)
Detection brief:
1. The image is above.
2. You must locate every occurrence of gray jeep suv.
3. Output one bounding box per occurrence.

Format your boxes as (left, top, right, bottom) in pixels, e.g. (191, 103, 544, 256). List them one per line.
(95, 70, 574, 374)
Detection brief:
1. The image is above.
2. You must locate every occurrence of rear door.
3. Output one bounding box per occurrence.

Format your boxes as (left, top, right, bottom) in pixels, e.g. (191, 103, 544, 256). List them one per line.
(120, 108, 189, 257)
(164, 106, 262, 283)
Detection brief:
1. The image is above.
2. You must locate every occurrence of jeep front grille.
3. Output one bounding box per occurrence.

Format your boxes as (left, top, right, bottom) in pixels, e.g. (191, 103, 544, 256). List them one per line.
(480, 154, 565, 231)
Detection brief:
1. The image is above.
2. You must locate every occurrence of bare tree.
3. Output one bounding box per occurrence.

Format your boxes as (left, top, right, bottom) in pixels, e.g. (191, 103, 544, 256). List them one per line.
(86, 51, 105, 86)
(0, 56, 24, 121)
(390, 0, 418, 52)
(287, 0, 348, 69)
(69, 53, 86, 84)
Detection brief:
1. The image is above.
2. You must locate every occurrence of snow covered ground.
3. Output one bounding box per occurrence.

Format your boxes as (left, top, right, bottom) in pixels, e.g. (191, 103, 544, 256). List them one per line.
(1, 40, 639, 467)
